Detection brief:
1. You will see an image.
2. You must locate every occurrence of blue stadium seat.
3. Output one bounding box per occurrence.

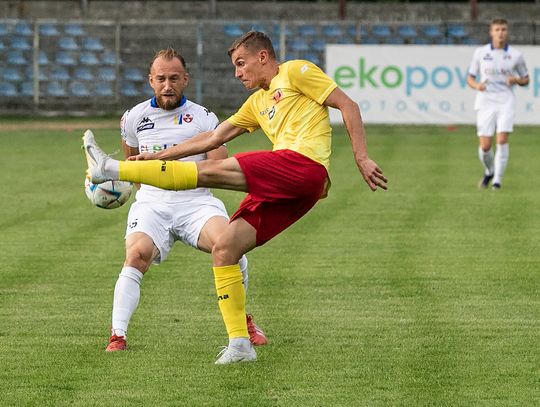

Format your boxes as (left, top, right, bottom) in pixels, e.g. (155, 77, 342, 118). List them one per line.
(50, 67, 70, 81)
(58, 36, 79, 51)
(0, 40, 5, 51)
(82, 37, 104, 51)
(387, 36, 405, 45)
(371, 24, 392, 38)
(141, 82, 154, 97)
(0, 23, 8, 36)
(95, 82, 114, 97)
(120, 82, 140, 97)
(98, 67, 116, 81)
(448, 24, 467, 39)
(56, 51, 76, 66)
(224, 24, 243, 37)
(250, 23, 269, 34)
(39, 50, 49, 66)
(289, 38, 309, 52)
(123, 67, 144, 82)
(70, 81, 91, 97)
(39, 23, 60, 37)
(25, 66, 47, 81)
(413, 37, 430, 45)
(102, 51, 118, 66)
(298, 25, 317, 37)
(3, 67, 22, 82)
(10, 36, 32, 51)
(463, 37, 480, 45)
(80, 52, 100, 66)
(46, 82, 66, 97)
(361, 36, 379, 45)
(7, 51, 27, 65)
(74, 67, 94, 81)
(347, 25, 358, 38)
(322, 24, 342, 38)
(422, 24, 444, 39)
(21, 82, 34, 96)
(397, 25, 417, 40)
(311, 39, 326, 53)
(0, 82, 18, 97)
(64, 23, 86, 37)
(14, 21, 32, 36)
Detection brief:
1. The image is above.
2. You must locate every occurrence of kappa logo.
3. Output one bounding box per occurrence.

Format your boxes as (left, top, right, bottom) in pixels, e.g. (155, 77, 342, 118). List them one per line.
(137, 116, 155, 132)
(483, 54, 493, 61)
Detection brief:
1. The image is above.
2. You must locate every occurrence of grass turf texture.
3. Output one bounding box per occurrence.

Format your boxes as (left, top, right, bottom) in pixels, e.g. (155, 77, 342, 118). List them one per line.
(0, 122, 538, 406)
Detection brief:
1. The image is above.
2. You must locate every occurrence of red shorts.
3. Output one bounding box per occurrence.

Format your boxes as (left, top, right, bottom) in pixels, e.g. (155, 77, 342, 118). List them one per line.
(231, 149, 328, 246)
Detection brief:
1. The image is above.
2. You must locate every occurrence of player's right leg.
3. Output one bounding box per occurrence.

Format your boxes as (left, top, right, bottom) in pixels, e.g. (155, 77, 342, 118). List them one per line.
(82, 129, 248, 192)
(476, 109, 496, 189)
(107, 232, 158, 352)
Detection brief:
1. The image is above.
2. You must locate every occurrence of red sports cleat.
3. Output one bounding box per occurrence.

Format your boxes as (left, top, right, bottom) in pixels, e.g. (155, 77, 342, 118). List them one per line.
(106, 334, 127, 352)
(246, 314, 268, 346)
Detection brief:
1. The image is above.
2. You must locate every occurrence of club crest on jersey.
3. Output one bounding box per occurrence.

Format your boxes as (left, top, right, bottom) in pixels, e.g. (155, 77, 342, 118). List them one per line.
(273, 89, 283, 103)
(184, 114, 193, 123)
(137, 116, 154, 132)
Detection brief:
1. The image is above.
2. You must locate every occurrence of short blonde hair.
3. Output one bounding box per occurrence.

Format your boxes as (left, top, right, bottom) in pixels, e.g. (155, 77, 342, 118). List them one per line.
(227, 31, 276, 59)
(148, 47, 187, 73)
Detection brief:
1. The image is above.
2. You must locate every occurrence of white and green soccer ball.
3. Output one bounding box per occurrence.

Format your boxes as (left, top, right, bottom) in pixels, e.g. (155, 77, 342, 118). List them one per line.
(84, 178, 133, 209)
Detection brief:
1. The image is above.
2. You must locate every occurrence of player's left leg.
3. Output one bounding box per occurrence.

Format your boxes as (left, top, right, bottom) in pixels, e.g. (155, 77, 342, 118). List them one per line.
(493, 132, 510, 189)
(211, 218, 258, 364)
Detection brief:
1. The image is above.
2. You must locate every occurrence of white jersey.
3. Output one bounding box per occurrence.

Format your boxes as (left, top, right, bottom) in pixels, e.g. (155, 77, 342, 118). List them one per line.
(121, 95, 219, 203)
(468, 43, 529, 110)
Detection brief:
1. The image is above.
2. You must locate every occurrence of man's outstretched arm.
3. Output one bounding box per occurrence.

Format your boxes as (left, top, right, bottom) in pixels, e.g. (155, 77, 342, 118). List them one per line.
(129, 121, 246, 161)
(324, 87, 387, 191)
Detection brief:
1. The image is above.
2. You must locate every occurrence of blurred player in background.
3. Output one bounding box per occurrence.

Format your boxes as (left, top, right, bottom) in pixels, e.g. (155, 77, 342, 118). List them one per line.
(467, 18, 529, 190)
(83, 32, 386, 363)
(104, 47, 267, 352)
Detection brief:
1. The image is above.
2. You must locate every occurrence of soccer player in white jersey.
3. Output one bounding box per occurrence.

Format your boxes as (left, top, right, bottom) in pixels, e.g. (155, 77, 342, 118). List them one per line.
(467, 18, 529, 190)
(105, 48, 267, 352)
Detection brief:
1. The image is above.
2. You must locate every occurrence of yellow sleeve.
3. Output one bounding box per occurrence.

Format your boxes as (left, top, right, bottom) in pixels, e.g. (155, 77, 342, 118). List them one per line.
(226, 94, 261, 133)
(288, 60, 338, 105)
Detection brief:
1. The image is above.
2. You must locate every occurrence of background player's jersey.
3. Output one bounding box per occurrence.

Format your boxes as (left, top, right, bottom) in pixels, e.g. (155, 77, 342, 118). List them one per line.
(468, 43, 529, 109)
(227, 60, 337, 170)
(121, 95, 219, 203)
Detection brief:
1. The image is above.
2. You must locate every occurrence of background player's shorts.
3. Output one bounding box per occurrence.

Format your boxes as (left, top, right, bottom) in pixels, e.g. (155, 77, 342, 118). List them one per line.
(125, 196, 228, 264)
(232, 149, 328, 246)
(476, 99, 515, 136)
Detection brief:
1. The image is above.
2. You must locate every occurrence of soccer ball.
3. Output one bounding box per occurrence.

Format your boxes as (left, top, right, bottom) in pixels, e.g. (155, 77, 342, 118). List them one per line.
(84, 178, 133, 209)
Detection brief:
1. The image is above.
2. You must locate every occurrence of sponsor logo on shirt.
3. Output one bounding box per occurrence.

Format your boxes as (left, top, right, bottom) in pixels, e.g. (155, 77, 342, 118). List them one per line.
(482, 53, 493, 61)
(139, 143, 177, 153)
(137, 117, 155, 132)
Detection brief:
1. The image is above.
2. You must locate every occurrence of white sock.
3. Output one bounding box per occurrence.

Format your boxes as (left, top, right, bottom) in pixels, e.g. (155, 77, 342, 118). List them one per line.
(111, 266, 144, 338)
(229, 337, 251, 350)
(239, 255, 248, 293)
(493, 143, 509, 185)
(478, 146, 494, 176)
(104, 158, 120, 179)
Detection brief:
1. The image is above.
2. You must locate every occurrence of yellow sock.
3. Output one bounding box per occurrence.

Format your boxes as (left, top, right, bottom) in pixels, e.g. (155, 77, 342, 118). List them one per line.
(213, 264, 248, 339)
(119, 160, 198, 190)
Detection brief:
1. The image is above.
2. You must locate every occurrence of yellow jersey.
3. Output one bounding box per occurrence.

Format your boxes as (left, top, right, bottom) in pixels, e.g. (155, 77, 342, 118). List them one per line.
(227, 60, 337, 169)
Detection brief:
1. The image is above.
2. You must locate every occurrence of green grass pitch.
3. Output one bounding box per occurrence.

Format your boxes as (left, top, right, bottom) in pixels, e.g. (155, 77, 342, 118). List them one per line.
(0, 121, 538, 406)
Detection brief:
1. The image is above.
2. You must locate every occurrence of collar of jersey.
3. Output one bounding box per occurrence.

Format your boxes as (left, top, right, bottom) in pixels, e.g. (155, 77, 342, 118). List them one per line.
(150, 95, 187, 109)
(490, 42, 509, 51)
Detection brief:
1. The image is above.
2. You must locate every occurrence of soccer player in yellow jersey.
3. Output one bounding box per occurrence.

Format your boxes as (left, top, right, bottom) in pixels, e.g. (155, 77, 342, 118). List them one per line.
(83, 31, 387, 364)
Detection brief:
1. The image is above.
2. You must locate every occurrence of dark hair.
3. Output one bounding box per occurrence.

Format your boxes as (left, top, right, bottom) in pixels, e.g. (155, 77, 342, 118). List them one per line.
(149, 47, 187, 73)
(227, 30, 276, 59)
(491, 18, 508, 26)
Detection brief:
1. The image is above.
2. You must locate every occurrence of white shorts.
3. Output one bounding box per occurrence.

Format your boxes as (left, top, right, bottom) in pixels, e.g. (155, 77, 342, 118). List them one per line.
(125, 196, 228, 264)
(476, 100, 515, 136)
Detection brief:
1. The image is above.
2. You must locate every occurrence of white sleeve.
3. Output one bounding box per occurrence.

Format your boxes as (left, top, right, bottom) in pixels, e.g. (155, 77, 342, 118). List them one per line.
(201, 107, 219, 132)
(468, 48, 480, 78)
(120, 109, 138, 147)
(515, 53, 529, 78)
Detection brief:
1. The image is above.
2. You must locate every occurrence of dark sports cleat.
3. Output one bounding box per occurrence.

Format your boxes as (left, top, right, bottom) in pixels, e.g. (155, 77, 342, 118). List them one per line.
(478, 174, 494, 189)
(106, 334, 127, 352)
(492, 183, 501, 190)
(246, 314, 268, 346)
